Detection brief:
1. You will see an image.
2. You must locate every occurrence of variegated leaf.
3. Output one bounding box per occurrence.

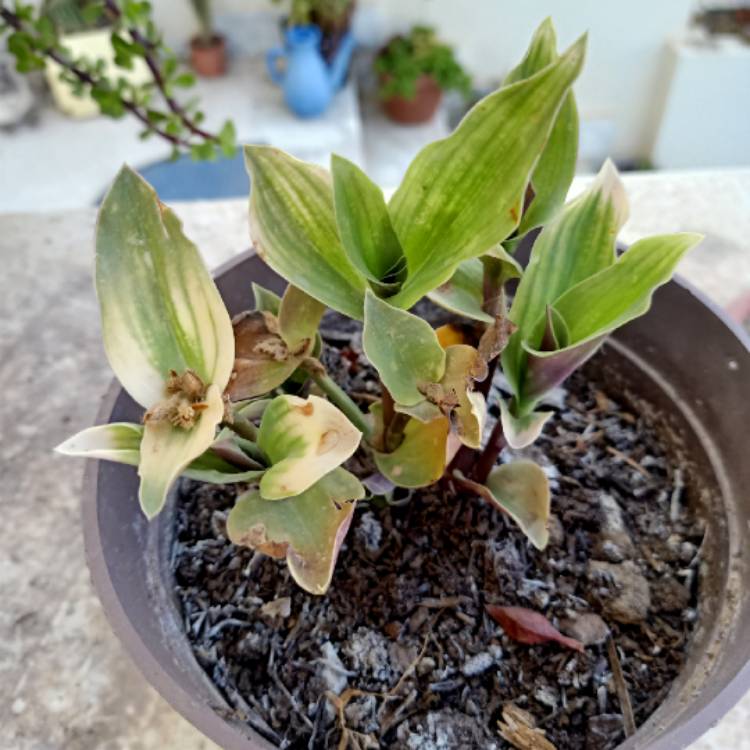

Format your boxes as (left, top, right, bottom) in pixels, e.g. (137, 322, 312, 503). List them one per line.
(386, 35, 587, 310)
(252, 282, 282, 314)
(278, 284, 326, 352)
(258, 394, 362, 500)
(227, 468, 364, 594)
(138, 384, 225, 518)
(504, 18, 579, 237)
(439, 345, 486, 449)
(96, 166, 234, 408)
(244, 146, 368, 319)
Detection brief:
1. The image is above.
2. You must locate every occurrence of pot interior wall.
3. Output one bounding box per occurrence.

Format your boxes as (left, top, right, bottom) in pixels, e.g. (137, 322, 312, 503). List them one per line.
(85, 252, 750, 750)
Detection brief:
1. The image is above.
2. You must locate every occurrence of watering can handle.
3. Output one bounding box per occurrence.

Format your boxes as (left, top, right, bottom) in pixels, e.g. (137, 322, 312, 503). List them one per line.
(266, 47, 286, 85)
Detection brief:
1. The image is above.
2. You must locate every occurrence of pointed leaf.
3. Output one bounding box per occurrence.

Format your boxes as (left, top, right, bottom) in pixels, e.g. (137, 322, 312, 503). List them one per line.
(503, 159, 629, 396)
(394, 400, 443, 423)
(552, 233, 703, 344)
(362, 289, 446, 406)
(55, 422, 142, 465)
(227, 468, 364, 594)
(252, 282, 281, 315)
(258, 394, 362, 500)
(96, 166, 234, 408)
(371, 403, 449, 488)
(387, 35, 587, 309)
(57, 420, 265, 484)
(504, 19, 579, 237)
(245, 146, 367, 319)
(138, 384, 225, 518)
(500, 399, 552, 449)
(486, 605, 584, 652)
(278, 284, 326, 352)
(331, 154, 405, 283)
(455, 460, 550, 549)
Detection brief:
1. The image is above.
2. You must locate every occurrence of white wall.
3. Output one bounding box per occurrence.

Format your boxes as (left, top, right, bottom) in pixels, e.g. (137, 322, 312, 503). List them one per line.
(152, 0, 695, 162)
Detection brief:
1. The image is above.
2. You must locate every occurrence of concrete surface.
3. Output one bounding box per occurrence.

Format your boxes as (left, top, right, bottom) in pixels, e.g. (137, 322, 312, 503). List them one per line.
(1, 169, 749, 749)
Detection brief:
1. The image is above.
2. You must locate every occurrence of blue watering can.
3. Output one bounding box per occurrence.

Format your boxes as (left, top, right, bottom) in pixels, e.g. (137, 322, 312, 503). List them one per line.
(267, 25, 356, 118)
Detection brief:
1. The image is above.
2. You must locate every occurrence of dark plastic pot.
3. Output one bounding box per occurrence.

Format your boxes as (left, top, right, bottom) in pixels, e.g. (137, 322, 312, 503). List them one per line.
(190, 34, 227, 78)
(381, 74, 443, 124)
(83, 250, 750, 750)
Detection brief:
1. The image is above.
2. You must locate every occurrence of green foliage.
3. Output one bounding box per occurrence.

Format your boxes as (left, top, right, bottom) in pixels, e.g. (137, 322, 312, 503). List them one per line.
(1, 0, 235, 159)
(375, 25, 472, 100)
(271, 0, 354, 27)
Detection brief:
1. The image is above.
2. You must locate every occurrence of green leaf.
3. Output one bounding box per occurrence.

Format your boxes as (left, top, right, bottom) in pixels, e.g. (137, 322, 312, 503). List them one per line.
(228, 310, 308, 400)
(244, 146, 368, 319)
(499, 398, 552, 449)
(503, 159, 629, 397)
(138, 384, 225, 518)
(386, 34, 587, 309)
(278, 284, 326, 352)
(218, 119, 236, 158)
(331, 154, 405, 284)
(455, 461, 550, 549)
(503, 18, 579, 237)
(258, 395, 362, 500)
(182, 452, 264, 484)
(362, 289, 446, 406)
(251, 282, 281, 315)
(227, 468, 364, 594)
(371, 403, 449, 488)
(428, 259, 492, 324)
(96, 166, 234, 408)
(550, 233, 703, 344)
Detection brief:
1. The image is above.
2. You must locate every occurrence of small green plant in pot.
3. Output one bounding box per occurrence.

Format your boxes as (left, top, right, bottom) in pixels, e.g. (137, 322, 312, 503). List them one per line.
(375, 25, 472, 124)
(189, 0, 225, 77)
(273, 0, 355, 61)
(59, 18, 705, 743)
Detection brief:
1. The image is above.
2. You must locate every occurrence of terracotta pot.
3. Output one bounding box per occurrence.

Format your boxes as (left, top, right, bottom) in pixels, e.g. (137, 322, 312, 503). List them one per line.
(381, 74, 443, 125)
(190, 34, 226, 78)
(82, 245, 750, 750)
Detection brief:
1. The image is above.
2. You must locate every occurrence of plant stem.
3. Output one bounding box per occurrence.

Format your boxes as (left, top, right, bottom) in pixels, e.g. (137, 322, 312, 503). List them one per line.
(230, 414, 258, 441)
(310, 371, 373, 439)
(471, 416, 506, 484)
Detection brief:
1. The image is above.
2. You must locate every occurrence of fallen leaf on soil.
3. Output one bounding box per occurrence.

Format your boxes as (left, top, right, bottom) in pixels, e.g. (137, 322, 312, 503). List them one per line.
(486, 605, 584, 653)
(498, 704, 557, 750)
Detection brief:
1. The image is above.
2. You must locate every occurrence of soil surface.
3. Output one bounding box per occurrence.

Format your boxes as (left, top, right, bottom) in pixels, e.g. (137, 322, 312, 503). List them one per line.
(172, 310, 705, 750)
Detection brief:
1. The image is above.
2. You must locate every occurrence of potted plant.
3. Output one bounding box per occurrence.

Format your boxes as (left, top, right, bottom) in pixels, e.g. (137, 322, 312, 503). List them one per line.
(189, 0, 226, 77)
(59, 18, 750, 750)
(41, 0, 151, 118)
(375, 25, 471, 124)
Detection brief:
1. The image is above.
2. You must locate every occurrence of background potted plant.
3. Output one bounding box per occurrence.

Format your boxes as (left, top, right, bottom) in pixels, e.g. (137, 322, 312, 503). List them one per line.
(58, 18, 750, 750)
(375, 24, 472, 124)
(41, 0, 150, 118)
(189, 0, 226, 77)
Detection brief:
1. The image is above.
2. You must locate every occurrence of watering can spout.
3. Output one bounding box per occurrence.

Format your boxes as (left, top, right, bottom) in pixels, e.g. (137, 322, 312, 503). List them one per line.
(329, 32, 356, 91)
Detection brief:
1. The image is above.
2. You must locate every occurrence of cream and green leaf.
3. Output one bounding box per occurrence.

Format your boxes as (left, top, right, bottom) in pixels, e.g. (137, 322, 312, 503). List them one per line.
(227, 468, 364, 595)
(61, 166, 237, 517)
(257, 394, 362, 500)
(55, 419, 265, 485)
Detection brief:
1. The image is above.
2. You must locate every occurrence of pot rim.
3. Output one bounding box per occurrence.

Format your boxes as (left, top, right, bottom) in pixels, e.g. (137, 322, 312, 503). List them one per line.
(82, 248, 750, 750)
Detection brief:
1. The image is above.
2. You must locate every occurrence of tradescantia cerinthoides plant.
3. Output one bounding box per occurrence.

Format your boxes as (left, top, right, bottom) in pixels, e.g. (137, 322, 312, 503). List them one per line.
(58, 18, 702, 595)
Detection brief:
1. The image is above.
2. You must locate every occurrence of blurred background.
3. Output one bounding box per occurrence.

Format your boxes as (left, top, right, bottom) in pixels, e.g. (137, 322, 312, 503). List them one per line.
(1, 0, 749, 211)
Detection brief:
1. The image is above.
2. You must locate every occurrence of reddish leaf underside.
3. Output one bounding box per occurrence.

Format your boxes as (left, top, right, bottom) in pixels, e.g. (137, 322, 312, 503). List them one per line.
(486, 605, 584, 653)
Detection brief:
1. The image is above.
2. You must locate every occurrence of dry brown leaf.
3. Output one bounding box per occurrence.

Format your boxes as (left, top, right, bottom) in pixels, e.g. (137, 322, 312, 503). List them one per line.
(487, 605, 584, 652)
